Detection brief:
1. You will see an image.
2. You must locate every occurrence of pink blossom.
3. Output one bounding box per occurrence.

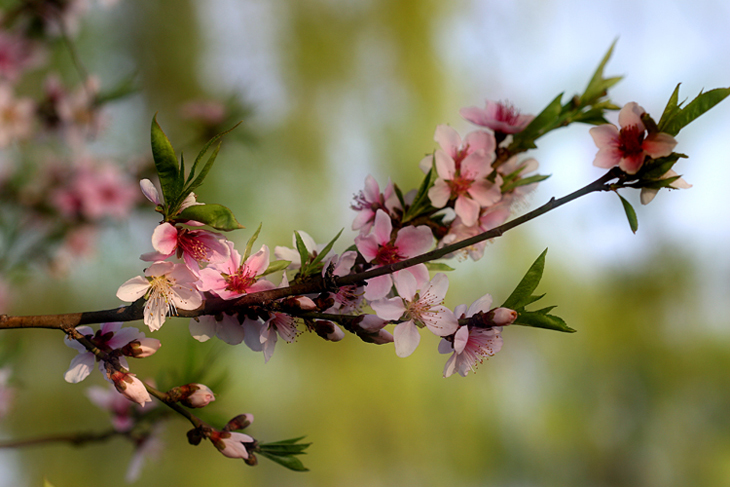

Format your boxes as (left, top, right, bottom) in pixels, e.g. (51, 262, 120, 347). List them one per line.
(439, 202, 512, 261)
(64, 322, 144, 383)
(438, 295, 516, 377)
(109, 370, 152, 406)
(355, 209, 433, 300)
(590, 102, 677, 175)
(196, 242, 275, 300)
(180, 384, 216, 408)
(116, 262, 203, 332)
(351, 175, 402, 234)
(142, 222, 230, 270)
(126, 424, 164, 483)
(260, 312, 299, 362)
(211, 431, 255, 459)
(86, 383, 154, 432)
(370, 273, 458, 357)
(0, 32, 45, 82)
(180, 100, 227, 125)
(460, 100, 534, 134)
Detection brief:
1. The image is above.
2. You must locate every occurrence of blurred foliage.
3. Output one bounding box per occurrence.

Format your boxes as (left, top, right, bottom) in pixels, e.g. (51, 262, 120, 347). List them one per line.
(4, 1, 730, 487)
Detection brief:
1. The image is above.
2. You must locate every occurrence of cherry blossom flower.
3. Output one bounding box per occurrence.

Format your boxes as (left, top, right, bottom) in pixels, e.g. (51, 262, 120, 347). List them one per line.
(260, 312, 300, 362)
(590, 102, 677, 175)
(0, 32, 45, 82)
(64, 322, 147, 383)
(438, 295, 517, 377)
(141, 222, 230, 270)
(355, 209, 433, 300)
(460, 100, 534, 134)
(86, 383, 154, 432)
(211, 431, 255, 459)
(439, 202, 512, 261)
(640, 169, 692, 205)
(351, 175, 402, 234)
(109, 370, 152, 406)
(126, 424, 164, 483)
(180, 100, 227, 126)
(197, 242, 275, 300)
(370, 273, 458, 357)
(180, 384, 216, 408)
(116, 262, 203, 332)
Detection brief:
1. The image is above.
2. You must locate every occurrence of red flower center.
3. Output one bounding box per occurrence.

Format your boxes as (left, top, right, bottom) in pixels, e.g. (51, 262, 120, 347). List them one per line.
(447, 174, 473, 198)
(374, 243, 403, 265)
(224, 267, 256, 294)
(618, 125, 645, 157)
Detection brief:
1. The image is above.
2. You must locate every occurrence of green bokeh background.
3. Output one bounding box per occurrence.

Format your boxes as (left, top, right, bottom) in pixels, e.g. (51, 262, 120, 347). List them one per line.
(4, 1, 730, 486)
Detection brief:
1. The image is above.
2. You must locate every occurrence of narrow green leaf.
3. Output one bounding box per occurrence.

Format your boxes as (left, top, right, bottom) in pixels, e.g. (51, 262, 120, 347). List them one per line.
(150, 115, 181, 207)
(258, 443, 311, 454)
(509, 94, 563, 152)
(502, 174, 550, 193)
(243, 223, 263, 262)
(617, 193, 638, 234)
(638, 176, 682, 190)
(184, 142, 221, 196)
(657, 83, 683, 132)
(404, 166, 436, 222)
(639, 153, 686, 180)
(501, 249, 548, 310)
(520, 293, 546, 308)
(662, 87, 730, 136)
(257, 451, 309, 472)
(262, 260, 291, 276)
(294, 231, 311, 268)
(424, 262, 455, 272)
(187, 122, 242, 186)
(580, 39, 619, 104)
(513, 310, 576, 333)
(261, 436, 308, 446)
(310, 229, 344, 268)
(176, 204, 244, 231)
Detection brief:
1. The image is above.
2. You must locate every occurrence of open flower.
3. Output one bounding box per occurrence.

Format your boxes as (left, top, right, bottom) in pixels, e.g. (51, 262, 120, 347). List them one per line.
(196, 241, 275, 300)
(590, 102, 677, 175)
(116, 262, 203, 332)
(460, 100, 534, 134)
(141, 222, 230, 270)
(351, 175, 401, 234)
(371, 273, 458, 357)
(64, 322, 146, 383)
(355, 209, 433, 300)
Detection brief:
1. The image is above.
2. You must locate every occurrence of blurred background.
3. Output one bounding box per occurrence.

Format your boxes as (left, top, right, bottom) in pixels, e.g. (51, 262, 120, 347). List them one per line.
(3, 0, 730, 485)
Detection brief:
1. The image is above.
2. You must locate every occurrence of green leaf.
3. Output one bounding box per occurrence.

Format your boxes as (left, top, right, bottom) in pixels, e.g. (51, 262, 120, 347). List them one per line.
(657, 83, 683, 132)
(580, 39, 621, 104)
(513, 310, 576, 333)
(403, 166, 436, 222)
(509, 94, 563, 152)
(257, 451, 309, 472)
(639, 153, 686, 180)
(262, 260, 291, 276)
(310, 229, 344, 268)
(617, 193, 638, 234)
(637, 176, 682, 190)
(501, 174, 551, 193)
(520, 293, 546, 308)
(501, 249, 547, 310)
(243, 223, 262, 262)
(294, 231, 311, 267)
(262, 436, 309, 446)
(176, 204, 244, 231)
(150, 115, 182, 208)
(661, 87, 730, 136)
(424, 262, 455, 272)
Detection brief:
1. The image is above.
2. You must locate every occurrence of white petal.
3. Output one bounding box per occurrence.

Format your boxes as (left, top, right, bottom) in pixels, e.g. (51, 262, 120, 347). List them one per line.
(64, 352, 95, 383)
(393, 321, 421, 358)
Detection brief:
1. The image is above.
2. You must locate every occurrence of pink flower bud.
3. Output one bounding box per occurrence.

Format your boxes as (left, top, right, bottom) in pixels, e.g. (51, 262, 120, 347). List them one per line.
(110, 371, 152, 406)
(181, 384, 215, 408)
(121, 338, 161, 358)
(313, 320, 344, 341)
(210, 431, 254, 459)
(224, 413, 254, 431)
(491, 307, 517, 326)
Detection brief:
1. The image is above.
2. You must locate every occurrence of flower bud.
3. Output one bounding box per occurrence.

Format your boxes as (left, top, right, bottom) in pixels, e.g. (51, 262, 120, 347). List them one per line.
(224, 413, 254, 432)
(181, 384, 215, 408)
(121, 338, 161, 358)
(491, 307, 517, 326)
(109, 371, 152, 406)
(210, 430, 255, 459)
(313, 320, 344, 341)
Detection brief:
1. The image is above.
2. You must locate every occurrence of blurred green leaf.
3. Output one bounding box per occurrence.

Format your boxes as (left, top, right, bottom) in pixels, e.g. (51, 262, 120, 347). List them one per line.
(263, 260, 291, 276)
(617, 193, 638, 234)
(257, 452, 309, 471)
(243, 223, 263, 262)
(425, 262, 455, 272)
(501, 249, 547, 310)
(176, 204, 243, 231)
(580, 39, 622, 105)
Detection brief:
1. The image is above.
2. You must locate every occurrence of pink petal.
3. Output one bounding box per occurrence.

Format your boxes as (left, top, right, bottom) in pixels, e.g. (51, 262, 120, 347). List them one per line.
(363, 274, 393, 301)
(467, 180, 501, 207)
(394, 225, 433, 258)
(64, 352, 95, 383)
(189, 316, 216, 342)
(372, 210, 393, 245)
(428, 179, 452, 208)
(643, 132, 677, 158)
(618, 102, 646, 131)
(151, 223, 178, 255)
(434, 150, 456, 180)
(139, 179, 161, 205)
(454, 195, 480, 227)
(466, 293, 493, 317)
(589, 124, 619, 148)
(593, 147, 622, 169)
(434, 124, 462, 159)
(460, 151, 491, 180)
(370, 296, 406, 321)
(116, 276, 150, 302)
(463, 130, 496, 155)
(393, 271, 418, 301)
(619, 153, 645, 175)
(244, 245, 270, 276)
(216, 315, 245, 345)
(393, 321, 421, 358)
(453, 325, 470, 354)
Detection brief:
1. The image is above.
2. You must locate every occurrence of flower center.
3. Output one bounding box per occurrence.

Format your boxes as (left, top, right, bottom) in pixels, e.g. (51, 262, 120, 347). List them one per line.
(374, 243, 403, 265)
(495, 101, 521, 125)
(447, 174, 473, 198)
(178, 229, 208, 261)
(618, 125, 645, 156)
(224, 266, 256, 294)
